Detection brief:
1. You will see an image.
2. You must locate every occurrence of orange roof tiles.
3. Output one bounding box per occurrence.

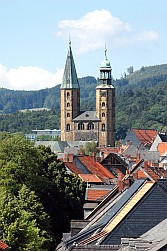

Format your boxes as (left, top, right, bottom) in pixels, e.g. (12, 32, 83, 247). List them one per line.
(78, 174, 102, 183)
(133, 129, 158, 145)
(0, 240, 8, 250)
(64, 162, 81, 175)
(77, 156, 114, 180)
(158, 142, 167, 155)
(87, 189, 111, 201)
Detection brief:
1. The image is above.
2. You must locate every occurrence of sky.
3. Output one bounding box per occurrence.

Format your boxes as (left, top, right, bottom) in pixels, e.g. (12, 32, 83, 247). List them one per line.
(0, 0, 166, 90)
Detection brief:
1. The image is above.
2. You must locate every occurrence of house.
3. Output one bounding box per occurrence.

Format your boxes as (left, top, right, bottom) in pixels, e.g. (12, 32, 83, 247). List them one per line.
(150, 132, 167, 151)
(60, 179, 167, 251)
(100, 152, 128, 177)
(119, 218, 167, 250)
(123, 129, 158, 150)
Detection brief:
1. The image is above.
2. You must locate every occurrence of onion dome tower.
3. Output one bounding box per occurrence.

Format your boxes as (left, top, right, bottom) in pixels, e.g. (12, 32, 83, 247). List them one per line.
(96, 47, 115, 147)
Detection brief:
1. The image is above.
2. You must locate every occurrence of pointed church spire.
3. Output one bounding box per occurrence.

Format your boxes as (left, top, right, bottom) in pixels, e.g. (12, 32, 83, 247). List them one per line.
(61, 41, 79, 89)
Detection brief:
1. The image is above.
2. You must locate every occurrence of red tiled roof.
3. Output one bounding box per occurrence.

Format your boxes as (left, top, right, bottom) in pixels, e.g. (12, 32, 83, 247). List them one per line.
(133, 129, 158, 145)
(78, 174, 102, 183)
(0, 240, 9, 250)
(158, 142, 167, 155)
(77, 156, 114, 179)
(87, 189, 111, 201)
(64, 162, 81, 175)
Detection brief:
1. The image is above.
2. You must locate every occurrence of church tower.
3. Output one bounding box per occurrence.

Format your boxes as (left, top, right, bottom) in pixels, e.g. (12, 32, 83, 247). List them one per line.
(96, 48, 115, 147)
(60, 41, 80, 141)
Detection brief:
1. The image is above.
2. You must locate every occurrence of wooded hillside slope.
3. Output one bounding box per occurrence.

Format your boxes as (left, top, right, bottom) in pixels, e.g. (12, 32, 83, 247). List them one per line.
(0, 65, 166, 140)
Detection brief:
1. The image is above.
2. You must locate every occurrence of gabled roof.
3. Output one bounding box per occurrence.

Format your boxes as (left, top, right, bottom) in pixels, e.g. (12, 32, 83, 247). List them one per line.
(73, 111, 100, 122)
(34, 141, 69, 153)
(61, 41, 79, 89)
(77, 156, 114, 180)
(120, 218, 167, 250)
(133, 129, 158, 145)
(64, 162, 81, 175)
(64, 179, 147, 247)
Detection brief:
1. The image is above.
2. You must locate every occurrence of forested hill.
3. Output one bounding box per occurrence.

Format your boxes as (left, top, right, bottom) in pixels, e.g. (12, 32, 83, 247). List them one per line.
(0, 64, 166, 139)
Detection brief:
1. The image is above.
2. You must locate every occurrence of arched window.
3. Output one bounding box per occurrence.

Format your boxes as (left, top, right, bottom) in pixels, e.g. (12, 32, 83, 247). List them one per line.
(67, 102, 70, 107)
(87, 122, 94, 130)
(102, 123, 105, 131)
(67, 113, 70, 117)
(102, 102, 105, 107)
(66, 124, 70, 131)
(102, 112, 105, 117)
(67, 92, 70, 99)
(78, 123, 84, 130)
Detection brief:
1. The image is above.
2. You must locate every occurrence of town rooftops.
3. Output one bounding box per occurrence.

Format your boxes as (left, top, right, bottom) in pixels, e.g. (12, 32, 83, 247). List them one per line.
(124, 129, 158, 149)
(64, 179, 167, 248)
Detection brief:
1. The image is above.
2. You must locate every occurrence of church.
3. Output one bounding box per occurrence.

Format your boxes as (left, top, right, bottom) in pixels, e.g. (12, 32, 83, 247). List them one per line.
(60, 41, 115, 147)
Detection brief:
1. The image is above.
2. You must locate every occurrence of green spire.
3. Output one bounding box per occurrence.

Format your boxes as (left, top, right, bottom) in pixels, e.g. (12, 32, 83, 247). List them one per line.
(61, 41, 79, 89)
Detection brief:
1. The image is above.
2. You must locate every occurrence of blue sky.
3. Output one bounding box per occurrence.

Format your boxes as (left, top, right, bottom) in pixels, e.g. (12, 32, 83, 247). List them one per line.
(0, 0, 166, 90)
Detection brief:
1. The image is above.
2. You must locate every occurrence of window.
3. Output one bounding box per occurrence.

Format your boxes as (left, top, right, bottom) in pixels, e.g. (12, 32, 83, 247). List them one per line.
(78, 123, 84, 130)
(87, 122, 94, 130)
(67, 113, 70, 117)
(66, 124, 70, 131)
(67, 102, 70, 107)
(102, 102, 105, 107)
(102, 112, 105, 117)
(67, 92, 70, 99)
(102, 123, 105, 131)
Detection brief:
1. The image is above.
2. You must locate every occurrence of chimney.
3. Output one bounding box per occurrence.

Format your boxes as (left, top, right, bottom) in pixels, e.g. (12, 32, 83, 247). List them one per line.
(118, 141, 121, 153)
(118, 173, 124, 192)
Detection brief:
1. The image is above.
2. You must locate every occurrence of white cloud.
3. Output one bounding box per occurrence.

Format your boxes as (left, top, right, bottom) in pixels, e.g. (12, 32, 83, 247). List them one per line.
(57, 9, 158, 53)
(0, 64, 63, 90)
(136, 31, 158, 42)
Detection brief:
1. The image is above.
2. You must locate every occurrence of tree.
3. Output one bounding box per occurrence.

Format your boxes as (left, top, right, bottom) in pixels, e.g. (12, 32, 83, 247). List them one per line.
(0, 134, 85, 248)
(82, 141, 98, 156)
(0, 185, 53, 251)
(127, 66, 134, 74)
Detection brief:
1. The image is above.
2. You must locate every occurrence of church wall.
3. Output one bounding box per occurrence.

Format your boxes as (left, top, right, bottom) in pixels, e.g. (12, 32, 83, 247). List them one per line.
(73, 122, 98, 141)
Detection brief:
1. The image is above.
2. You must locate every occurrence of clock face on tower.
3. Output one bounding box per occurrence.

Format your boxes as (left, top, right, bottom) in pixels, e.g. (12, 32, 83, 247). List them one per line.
(101, 91, 106, 97)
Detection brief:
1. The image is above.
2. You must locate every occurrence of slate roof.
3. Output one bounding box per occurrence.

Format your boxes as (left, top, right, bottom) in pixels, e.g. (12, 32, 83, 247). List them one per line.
(34, 141, 69, 153)
(73, 111, 100, 122)
(64, 179, 146, 247)
(64, 179, 167, 248)
(120, 218, 167, 250)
